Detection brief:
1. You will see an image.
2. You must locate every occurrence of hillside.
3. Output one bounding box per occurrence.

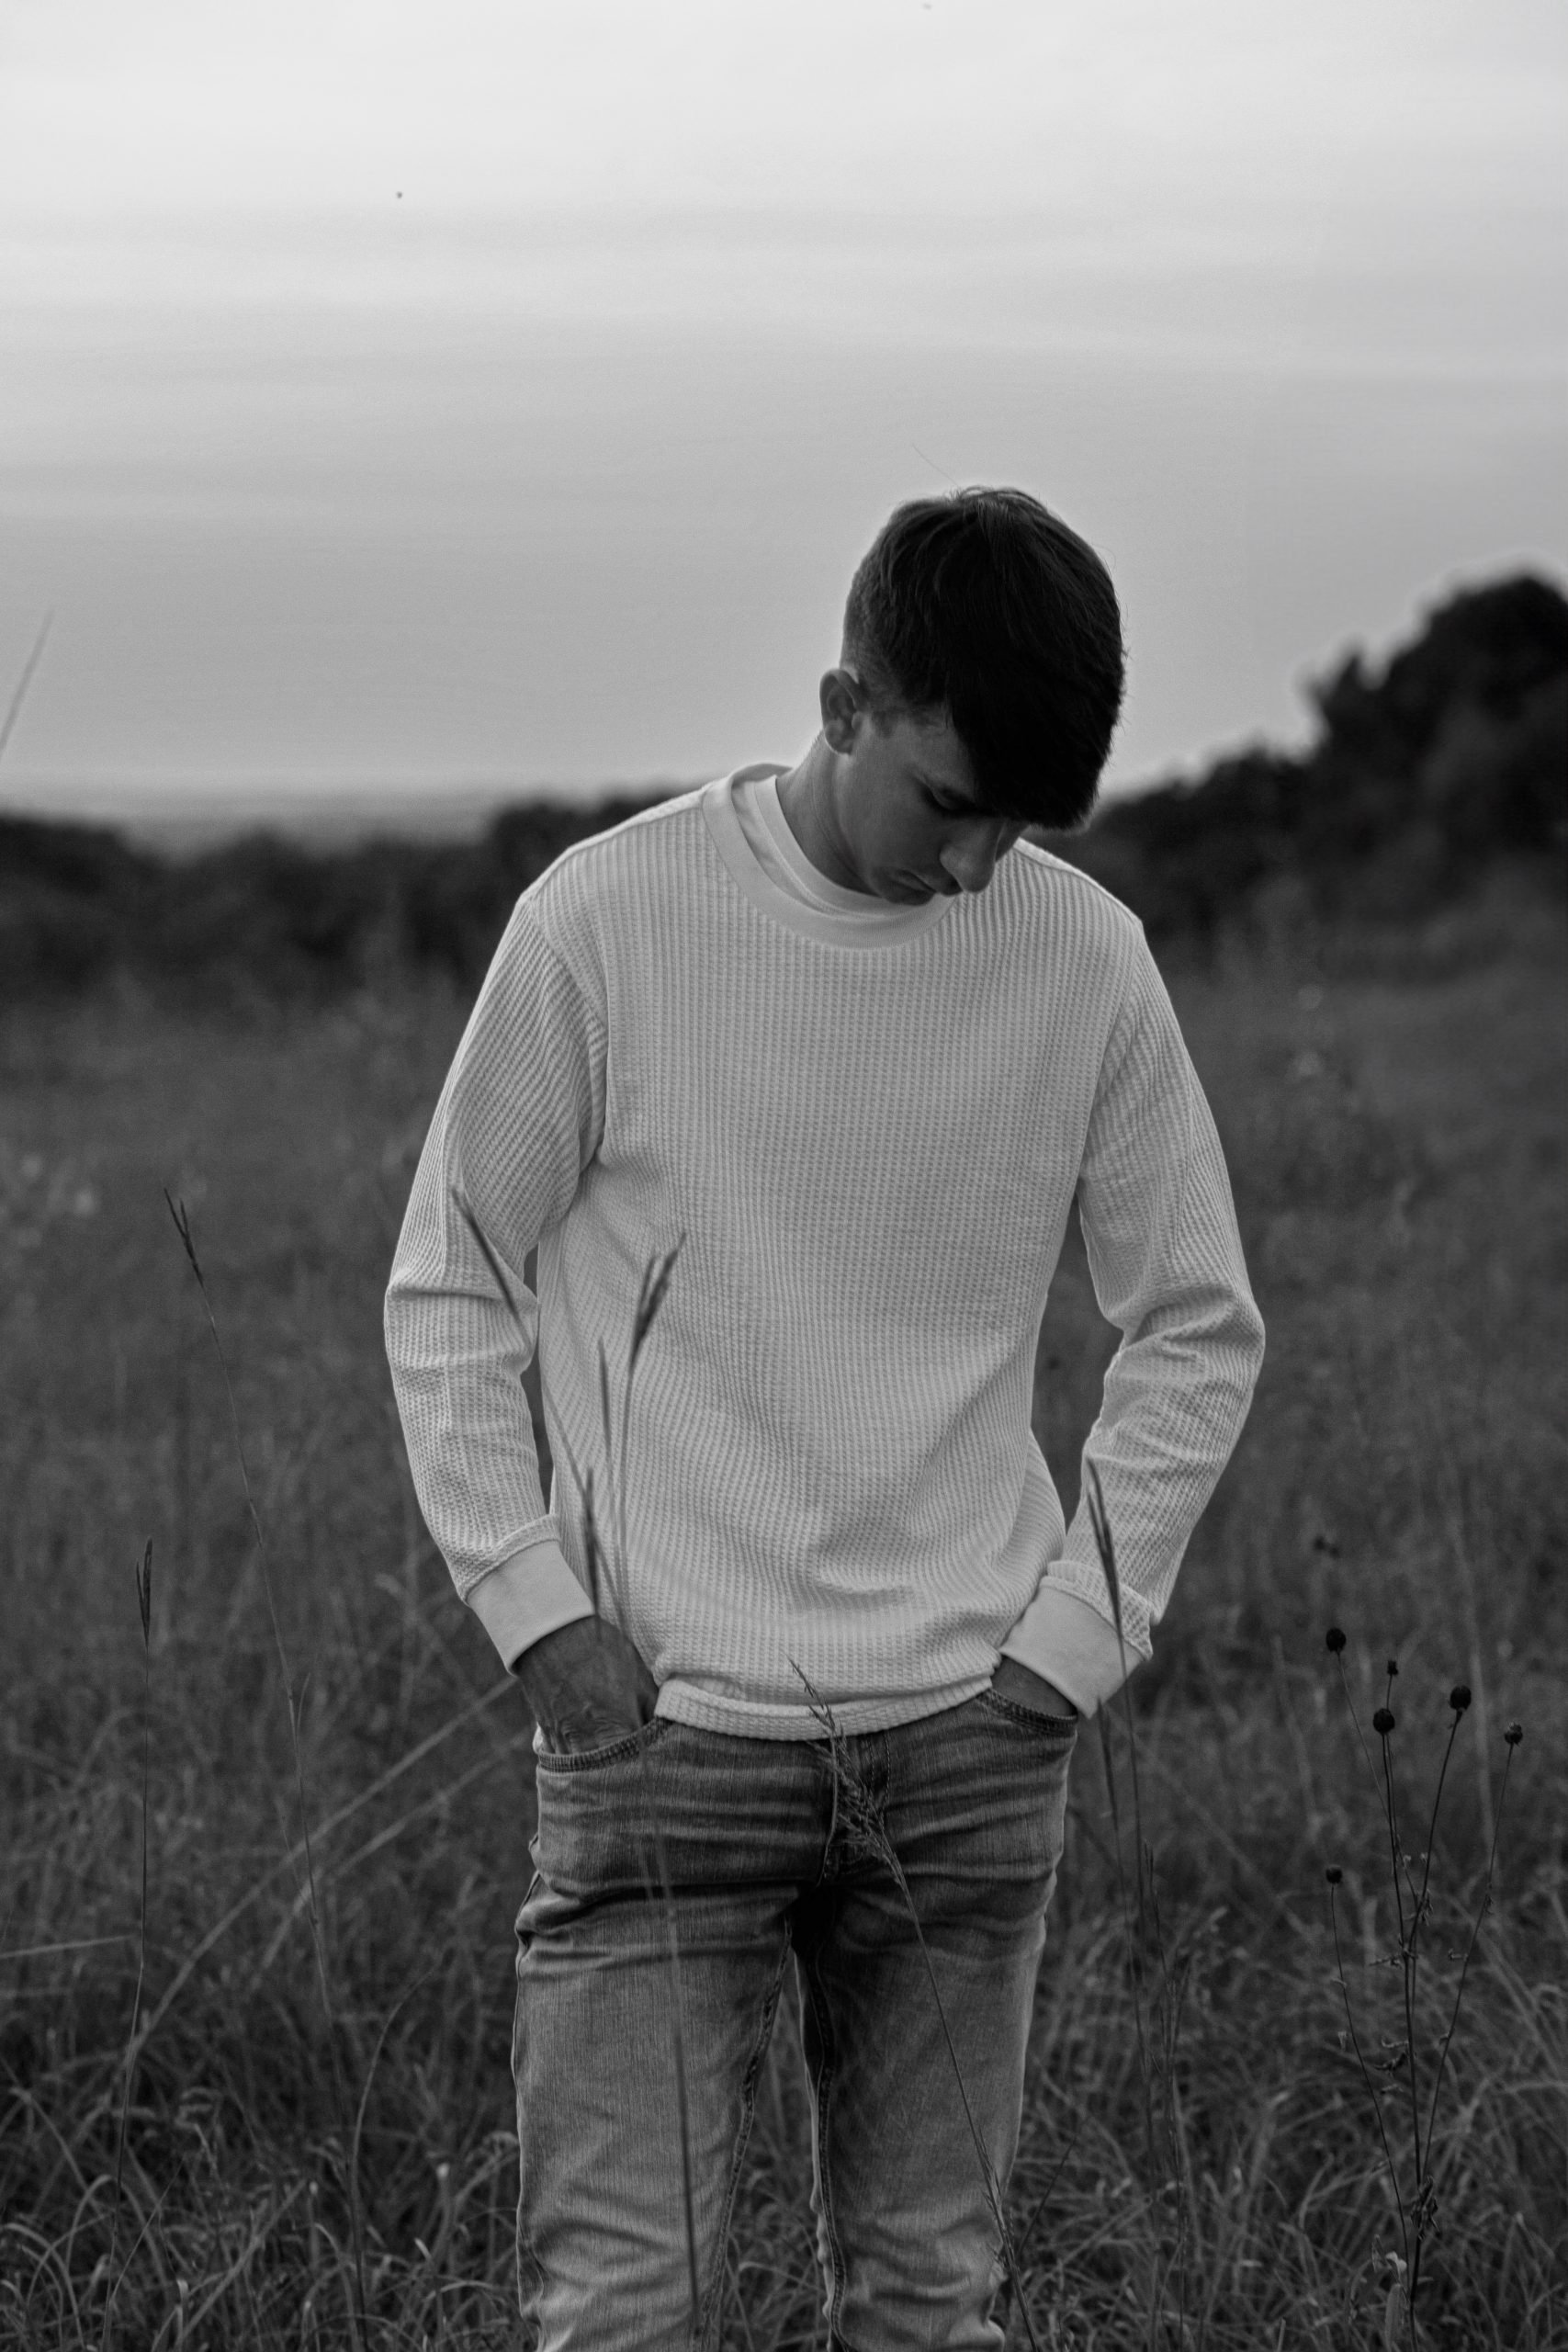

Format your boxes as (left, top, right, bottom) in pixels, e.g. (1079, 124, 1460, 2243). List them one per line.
(1, 571, 1562, 999)
(1055, 571, 1566, 940)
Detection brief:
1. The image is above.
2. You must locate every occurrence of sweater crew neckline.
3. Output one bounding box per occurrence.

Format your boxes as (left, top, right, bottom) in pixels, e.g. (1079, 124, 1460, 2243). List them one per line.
(701, 769, 956, 949)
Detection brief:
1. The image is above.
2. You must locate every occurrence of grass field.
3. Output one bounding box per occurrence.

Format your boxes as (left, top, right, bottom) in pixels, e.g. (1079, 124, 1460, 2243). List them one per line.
(2, 871, 1564, 2348)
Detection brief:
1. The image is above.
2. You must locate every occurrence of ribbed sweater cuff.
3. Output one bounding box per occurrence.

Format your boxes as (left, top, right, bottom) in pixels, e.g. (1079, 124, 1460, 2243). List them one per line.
(999, 1582, 1143, 1719)
(466, 1538, 595, 1672)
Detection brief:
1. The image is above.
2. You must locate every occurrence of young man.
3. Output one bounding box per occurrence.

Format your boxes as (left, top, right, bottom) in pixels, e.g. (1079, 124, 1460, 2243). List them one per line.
(385, 488, 1264, 2349)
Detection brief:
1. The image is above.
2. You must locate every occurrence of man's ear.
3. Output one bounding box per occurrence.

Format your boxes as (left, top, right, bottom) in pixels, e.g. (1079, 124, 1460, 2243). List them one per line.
(818, 666, 865, 755)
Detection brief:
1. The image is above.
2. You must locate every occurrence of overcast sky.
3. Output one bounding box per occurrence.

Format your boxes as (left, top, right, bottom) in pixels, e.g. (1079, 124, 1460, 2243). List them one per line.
(2, 0, 1563, 825)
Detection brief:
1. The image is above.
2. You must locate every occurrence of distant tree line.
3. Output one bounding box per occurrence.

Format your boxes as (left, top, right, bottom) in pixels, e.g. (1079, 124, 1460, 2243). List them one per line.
(1054, 571, 1566, 944)
(1, 572, 1562, 1002)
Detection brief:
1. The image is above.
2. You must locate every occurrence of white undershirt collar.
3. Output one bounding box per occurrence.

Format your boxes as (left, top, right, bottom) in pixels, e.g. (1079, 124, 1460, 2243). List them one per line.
(705, 765, 953, 948)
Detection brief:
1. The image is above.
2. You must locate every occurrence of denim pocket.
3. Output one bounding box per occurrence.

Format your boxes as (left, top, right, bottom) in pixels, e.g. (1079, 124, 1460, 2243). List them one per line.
(975, 1690, 1079, 1741)
(533, 1719, 673, 1901)
(535, 1715, 669, 1776)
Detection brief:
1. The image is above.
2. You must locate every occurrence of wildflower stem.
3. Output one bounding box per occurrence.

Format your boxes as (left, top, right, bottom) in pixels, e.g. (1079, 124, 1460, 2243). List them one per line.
(1333, 1650, 1382, 1807)
(1406, 1704, 1464, 2153)
(1327, 1882, 1410, 2278)
(1414, 1710, 1462, 1933)
(1377, 1718, 1426, 2210)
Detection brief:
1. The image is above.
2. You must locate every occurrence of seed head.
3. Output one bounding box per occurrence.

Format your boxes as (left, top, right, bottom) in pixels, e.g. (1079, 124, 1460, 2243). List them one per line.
(1325, 1627, 1346, 1655)
(1450, 1684, 1471, 1713)
(1373, 1707, 1396, 1736)
(1385, 1658, 1399, 1679)
(1505, 1722, 1523, 1747)
(1325, 1865, 1343, 1885)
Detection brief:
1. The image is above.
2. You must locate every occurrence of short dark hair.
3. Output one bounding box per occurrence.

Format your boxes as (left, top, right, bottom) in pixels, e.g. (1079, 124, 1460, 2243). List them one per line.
(842, 487, 1125, 829)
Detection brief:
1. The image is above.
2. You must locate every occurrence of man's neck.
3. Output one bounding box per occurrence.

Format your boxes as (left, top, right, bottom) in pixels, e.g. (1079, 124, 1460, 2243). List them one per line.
(773, 740, 870, 895)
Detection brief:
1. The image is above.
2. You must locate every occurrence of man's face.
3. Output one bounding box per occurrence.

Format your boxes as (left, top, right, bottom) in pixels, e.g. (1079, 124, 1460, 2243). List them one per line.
(827, 692, 1025, 904)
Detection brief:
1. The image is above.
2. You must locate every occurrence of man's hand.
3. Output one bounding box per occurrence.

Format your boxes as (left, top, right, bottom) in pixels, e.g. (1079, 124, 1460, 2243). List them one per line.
(991, 1657, 1077, 1720)
(515, 1616, 660, 1755)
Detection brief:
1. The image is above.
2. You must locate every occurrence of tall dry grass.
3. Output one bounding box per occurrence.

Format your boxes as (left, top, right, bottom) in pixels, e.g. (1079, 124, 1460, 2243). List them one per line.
(1, 872, 1563, 2346)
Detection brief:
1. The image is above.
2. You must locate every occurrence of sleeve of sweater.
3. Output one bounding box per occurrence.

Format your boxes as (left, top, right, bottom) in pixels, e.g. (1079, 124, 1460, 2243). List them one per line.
(384, 897, 604, 1666)
(999, 927, 1265, 1715)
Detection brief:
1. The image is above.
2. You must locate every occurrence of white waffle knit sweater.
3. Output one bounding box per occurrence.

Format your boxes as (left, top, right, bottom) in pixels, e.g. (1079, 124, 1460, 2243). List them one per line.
(385, 771, 1264, 1734)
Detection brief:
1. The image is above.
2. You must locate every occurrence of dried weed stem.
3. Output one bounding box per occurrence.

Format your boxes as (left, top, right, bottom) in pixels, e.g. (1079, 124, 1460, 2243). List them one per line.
(164, 1192, 369, 2351)
(1325, 1626, 1525, 2350)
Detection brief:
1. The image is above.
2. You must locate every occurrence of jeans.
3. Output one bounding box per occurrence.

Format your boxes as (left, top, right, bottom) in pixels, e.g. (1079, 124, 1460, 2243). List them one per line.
(511, 1690, 1077, 2350)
